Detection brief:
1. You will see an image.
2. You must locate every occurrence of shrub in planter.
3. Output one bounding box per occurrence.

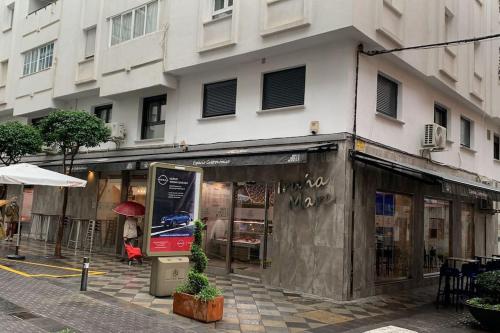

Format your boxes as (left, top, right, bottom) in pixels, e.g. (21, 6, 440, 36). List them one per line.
(173, 220, 223, 322)
(466, 270, 500, 332)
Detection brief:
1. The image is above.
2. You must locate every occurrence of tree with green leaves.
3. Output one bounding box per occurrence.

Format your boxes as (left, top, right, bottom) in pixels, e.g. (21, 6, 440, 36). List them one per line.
(38, 110, 110, 258)
(0, 121, 42, 166)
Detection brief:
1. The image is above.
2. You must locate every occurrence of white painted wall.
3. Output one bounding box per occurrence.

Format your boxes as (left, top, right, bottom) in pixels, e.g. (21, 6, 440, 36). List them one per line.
(168, 41, 355, 145)
(0, 0, 499, 184)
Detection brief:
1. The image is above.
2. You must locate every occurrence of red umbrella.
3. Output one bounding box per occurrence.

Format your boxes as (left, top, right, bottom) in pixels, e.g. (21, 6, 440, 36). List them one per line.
(113, 201, 145, 217)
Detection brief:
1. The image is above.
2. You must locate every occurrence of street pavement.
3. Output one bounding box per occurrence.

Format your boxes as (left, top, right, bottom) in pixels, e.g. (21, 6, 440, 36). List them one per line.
(0, 238, 491, 333)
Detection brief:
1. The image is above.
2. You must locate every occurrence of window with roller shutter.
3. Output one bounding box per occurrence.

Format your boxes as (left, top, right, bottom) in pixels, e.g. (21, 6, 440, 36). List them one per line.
(262, 66, 305, 110)
(202, 79, 237, 118)
(376, 74, 398, 118)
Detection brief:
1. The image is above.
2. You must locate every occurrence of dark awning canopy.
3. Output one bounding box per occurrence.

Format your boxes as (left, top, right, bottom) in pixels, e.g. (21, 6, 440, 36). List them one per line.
(41, 141, 338, 172)
(352, 151, 500, 201)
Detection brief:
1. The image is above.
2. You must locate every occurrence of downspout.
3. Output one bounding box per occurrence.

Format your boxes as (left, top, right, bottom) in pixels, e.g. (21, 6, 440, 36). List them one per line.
(349, 44, 363, 299)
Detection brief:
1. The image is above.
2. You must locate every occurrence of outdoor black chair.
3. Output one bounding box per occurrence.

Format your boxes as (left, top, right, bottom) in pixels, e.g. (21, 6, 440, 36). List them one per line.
(485, 260, 500, 272)
(458, 262, 480, 307)
(436, 264, 461, 309)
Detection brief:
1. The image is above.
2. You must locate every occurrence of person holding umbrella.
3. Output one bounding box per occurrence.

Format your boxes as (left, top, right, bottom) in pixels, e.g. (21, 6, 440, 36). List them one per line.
(123, 216, 139, 247)
(113, 201, 145, 264)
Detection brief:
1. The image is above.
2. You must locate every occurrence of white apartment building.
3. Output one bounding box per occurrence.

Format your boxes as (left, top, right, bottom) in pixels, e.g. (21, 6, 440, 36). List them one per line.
(1, 0, 500, 300)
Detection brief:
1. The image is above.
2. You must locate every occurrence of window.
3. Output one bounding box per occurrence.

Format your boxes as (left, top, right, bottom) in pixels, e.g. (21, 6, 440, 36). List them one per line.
(203, 79, 237, 118)
(84, 27, 96, 59)
(4, 3, 14, 31)
(375, 192, 412, 282)
(424, 199, 450, 275)
(23, 42, 54, 76)
(141, 95, 166, 139)
(461, 203, 474, 259)
(110, 1, 158, 46)
(262, 66, 305, 110)
(94, 105, 112, 123)
(434, 104, 447, 129)
(376, 74, 398, 118)
(494, 135, 499, 160)
(28, 0, 56, 15)
(0, 60, 8, 86)
(460, 117, 472, 148)
(31, 116, 46, 127)
(213, 0, 233, 18)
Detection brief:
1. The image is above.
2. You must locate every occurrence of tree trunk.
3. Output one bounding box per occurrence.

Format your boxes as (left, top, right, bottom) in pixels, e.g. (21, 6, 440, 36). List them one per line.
(54, 186, 68, 258)
(54, 150, 74, 258)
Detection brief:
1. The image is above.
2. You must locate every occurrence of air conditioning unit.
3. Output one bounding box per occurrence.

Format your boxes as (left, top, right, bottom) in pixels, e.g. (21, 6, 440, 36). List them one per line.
(422, 124, 446, 149)
(106, 122, 126, 140)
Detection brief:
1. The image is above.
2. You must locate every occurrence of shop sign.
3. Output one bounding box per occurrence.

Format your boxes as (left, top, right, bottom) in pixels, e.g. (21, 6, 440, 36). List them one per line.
(144, 163, 203, 257)
(442, 182, 491, 200)
(279, 173, 335, 209)
(140, 152, 307, 169)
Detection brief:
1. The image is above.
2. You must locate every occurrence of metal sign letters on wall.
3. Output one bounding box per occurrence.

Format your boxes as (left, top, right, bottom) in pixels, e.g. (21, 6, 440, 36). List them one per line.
(279, 173, 335, 209)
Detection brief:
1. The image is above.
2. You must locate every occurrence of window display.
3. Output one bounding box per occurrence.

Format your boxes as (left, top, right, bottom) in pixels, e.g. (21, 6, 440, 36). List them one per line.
(375, 192, 412, 282)
(423, 198, 450, 274)
(232, 183, 273, 275)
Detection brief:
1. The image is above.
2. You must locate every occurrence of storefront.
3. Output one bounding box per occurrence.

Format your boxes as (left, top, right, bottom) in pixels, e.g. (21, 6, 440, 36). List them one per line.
(352, 148, 500, 299)
(18, 135, 500, 301)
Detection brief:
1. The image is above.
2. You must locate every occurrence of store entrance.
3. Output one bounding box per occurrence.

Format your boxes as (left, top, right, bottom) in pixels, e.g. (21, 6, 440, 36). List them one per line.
(201, 182, 274, 278)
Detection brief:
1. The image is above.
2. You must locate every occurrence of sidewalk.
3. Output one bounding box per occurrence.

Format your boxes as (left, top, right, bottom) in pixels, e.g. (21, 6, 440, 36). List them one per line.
(0, 238, 487, 333)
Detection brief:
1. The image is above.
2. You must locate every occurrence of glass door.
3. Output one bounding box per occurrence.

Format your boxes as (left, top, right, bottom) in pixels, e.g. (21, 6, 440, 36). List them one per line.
(231, 182, 273, 277)
(201, 182, 232, 271)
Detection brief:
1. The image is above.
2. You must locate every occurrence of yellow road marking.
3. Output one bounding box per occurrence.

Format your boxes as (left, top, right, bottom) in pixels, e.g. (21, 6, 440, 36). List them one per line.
(0, 258, 106, 278)
(0, 263, 32, 277)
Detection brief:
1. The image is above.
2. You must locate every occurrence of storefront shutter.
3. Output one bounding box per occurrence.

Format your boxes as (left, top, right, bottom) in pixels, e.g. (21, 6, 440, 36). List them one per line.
(262, 66, 306, 110)
(376, 75, 398, 118)
(203, 79, 237, 118)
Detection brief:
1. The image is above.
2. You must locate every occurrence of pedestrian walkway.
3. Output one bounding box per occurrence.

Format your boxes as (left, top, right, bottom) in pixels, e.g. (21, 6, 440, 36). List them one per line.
(0, 238, 487, 333)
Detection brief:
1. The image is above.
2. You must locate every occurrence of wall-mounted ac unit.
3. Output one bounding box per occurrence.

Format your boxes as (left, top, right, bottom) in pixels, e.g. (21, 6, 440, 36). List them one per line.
(422, 124, 446, 149)
(105, 122, 126, 140)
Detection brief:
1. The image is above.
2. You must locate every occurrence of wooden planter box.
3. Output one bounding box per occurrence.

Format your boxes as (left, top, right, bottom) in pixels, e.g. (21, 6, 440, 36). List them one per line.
(173, 292, 224, 323)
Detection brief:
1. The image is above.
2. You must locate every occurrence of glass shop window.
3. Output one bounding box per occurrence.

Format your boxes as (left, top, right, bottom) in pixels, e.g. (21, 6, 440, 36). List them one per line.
(375, 191, 412, 282)
(423, 198, 450, 275)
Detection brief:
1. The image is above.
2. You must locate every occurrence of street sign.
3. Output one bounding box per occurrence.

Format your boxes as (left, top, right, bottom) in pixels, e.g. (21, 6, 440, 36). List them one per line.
(144, 162, 203, 257)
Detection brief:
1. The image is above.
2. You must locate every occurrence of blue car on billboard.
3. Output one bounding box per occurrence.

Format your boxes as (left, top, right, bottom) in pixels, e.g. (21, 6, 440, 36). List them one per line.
(160, 211, 192, 229)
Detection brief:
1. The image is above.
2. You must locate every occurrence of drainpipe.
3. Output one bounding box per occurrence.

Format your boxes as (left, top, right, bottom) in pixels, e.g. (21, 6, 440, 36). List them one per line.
(349, 44, 364, 300)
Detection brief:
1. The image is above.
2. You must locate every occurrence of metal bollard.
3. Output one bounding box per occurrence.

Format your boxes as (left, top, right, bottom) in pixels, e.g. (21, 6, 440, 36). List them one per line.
(80, 257, 89, 291)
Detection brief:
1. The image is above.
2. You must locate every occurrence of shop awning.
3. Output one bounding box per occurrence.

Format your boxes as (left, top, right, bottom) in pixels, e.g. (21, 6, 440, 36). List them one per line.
(38, 141, 338, 171)
(139, 142, 337, 168)
(352, 151, 500, 201)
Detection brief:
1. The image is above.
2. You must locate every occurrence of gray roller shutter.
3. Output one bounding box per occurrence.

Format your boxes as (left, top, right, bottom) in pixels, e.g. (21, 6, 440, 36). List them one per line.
(262, 66, 305, 110)
(203, 79, 237, 118)
(376, 75, 398, 118)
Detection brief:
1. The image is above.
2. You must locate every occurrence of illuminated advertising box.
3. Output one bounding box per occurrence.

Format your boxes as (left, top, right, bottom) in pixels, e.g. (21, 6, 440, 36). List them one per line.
(144, 163, 203, 257)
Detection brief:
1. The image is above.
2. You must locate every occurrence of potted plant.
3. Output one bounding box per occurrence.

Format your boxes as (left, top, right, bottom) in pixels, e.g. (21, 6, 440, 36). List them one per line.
(466, 270, 500, 332)
(173, 220, 223, 323)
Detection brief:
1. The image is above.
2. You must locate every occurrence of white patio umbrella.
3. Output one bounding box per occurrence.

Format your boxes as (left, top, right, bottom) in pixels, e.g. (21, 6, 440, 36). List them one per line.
(0, 163, 87, 259)
(0, 163, 86, 187)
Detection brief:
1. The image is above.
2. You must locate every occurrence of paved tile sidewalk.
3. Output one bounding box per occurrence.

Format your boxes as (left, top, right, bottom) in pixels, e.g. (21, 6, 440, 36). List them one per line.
(0, 239, 486, 333)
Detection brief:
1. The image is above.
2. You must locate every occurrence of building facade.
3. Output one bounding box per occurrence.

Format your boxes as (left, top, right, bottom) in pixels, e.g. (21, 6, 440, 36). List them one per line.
(1, 0, 500, 300)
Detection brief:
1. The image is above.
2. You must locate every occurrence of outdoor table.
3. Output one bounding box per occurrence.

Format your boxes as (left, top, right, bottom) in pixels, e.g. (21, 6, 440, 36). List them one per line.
(474, 255, 500, 265)
(446, 257, 478, 268)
